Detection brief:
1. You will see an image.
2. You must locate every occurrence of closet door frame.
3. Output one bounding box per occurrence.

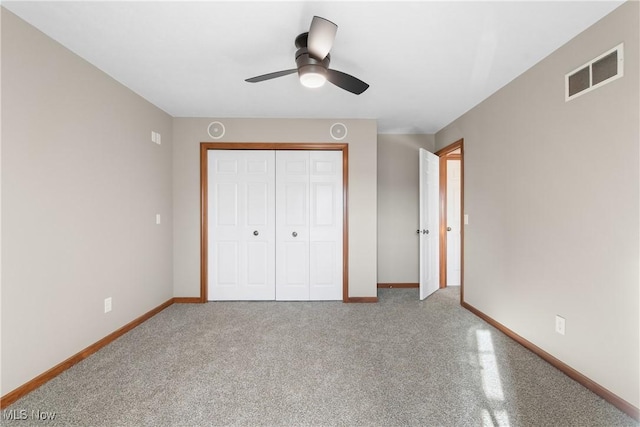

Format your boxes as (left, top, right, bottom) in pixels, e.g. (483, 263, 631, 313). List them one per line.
(200, 142, 349, 302)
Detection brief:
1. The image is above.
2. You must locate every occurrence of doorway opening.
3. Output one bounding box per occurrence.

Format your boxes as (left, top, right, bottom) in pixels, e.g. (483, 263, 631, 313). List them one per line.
(435, 139, 464, 303)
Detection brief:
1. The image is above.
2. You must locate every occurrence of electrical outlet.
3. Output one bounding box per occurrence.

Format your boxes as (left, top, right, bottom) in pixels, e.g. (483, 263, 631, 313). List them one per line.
(104, 297, 112, 313)
(555, 315, 565, 335)
(156, 214, 161, 225)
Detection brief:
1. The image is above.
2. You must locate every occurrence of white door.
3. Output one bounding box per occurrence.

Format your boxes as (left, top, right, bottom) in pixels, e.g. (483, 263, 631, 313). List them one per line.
(275, 151, 310, 300)
(308, 151, 343, 301)
(446, 159, 461, 286)
(208, 150, 275, 300)
(275, 151, 343, 301)
(419, 148, 440, 300)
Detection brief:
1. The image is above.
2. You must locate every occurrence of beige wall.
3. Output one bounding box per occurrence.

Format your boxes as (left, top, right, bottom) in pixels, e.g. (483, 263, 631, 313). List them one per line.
(4, 0, 636, 411)
(377, 134, 434, 284)
(436, 1, 639, 408)
(172, 118, 378, 299)
(1, 10, 174, 395)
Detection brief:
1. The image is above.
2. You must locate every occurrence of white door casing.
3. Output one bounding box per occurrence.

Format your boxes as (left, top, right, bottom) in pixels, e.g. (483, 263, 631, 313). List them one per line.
(208, 150, 276, 300)
(446, 159, 461, 286)
(419, 148, 440, 300)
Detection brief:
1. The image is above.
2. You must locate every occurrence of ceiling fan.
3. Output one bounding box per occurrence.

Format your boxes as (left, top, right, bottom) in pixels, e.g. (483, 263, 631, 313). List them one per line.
(245, 16, 369, 95)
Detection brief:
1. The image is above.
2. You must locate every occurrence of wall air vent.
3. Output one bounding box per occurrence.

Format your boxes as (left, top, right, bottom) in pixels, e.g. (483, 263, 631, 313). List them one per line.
(565, 43, 623, 101)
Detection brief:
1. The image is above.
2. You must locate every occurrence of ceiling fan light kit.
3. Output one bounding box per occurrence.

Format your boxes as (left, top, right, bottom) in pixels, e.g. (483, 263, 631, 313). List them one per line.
(245, 16, 369, 95)
(299, 67, 327, 88)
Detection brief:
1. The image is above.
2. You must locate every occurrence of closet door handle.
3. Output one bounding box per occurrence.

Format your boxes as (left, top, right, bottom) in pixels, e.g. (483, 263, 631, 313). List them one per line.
(292, 231, 298, 237)
(253, 230, 259, 236)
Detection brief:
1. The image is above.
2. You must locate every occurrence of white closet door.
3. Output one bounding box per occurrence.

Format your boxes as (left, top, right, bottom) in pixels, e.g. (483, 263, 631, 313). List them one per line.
(275, 151, 310, 300)
(308, 151, 343, 301)
(208, 150, 275, 300)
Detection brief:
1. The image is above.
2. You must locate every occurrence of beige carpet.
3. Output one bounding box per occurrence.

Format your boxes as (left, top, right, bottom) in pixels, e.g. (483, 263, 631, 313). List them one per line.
(3, 287, 638, 426)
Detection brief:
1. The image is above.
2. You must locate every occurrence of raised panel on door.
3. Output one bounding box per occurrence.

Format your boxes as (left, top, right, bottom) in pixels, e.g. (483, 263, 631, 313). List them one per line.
(211, 181, 239, 291)
(275, 151, 310, 300)
(208, 150, 275, 300)
(309, 151, 343, 301)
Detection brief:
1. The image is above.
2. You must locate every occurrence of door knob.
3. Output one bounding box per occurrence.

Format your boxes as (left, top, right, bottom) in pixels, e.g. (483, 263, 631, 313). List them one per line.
(447, 227, 452, 231)
(253, 230, 259, 236)
(422, 229, 429, 234)
(292, 231, 298, 237)
(416, 229, 420, 234)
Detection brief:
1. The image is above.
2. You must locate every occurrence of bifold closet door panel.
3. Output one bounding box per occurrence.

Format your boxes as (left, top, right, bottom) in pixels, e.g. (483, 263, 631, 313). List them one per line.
(275, 150, 342, 301)
(308, 151, 343, 301)
(275, 151, 310, 300)
(208, 150, 276, 301)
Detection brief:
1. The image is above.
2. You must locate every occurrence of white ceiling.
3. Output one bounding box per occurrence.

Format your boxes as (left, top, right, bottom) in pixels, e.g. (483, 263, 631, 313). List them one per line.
(3, 1, 624, 134)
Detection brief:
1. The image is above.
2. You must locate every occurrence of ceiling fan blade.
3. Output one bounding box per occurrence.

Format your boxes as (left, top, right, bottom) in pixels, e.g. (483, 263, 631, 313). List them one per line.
(327, 69, 369, 95)
(245, 69, 297, 83)
(307, 16, 337, 60)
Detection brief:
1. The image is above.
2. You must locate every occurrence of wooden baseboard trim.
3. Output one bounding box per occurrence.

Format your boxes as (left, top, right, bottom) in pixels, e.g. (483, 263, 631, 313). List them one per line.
(0, 298, 174, 409)
(462, 301, 640, 421)
(345, 297, 378, 303)
(173, 297, 202, 304)
(377, 283, 419, 288)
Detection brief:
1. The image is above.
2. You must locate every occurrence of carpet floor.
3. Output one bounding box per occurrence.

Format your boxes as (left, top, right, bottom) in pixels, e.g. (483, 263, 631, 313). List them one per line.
(3, 287, 638, 426)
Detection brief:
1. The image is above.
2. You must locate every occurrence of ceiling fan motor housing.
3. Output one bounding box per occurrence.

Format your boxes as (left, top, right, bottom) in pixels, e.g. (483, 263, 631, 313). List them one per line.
(296, 47, 330, 78)
(295, 32, 331, 86)
(295, 32, 331, 78)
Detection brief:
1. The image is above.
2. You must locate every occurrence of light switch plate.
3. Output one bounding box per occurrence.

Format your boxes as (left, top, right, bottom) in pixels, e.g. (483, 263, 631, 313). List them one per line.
(555, 315, 566, 335)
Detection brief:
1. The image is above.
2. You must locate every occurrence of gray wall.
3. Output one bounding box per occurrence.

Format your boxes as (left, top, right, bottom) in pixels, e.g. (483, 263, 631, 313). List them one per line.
(377, 134, 434, 284)
(435, 1, 639, 408)
(172, 118, 378, 299)
(1, 10, 174, 395)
